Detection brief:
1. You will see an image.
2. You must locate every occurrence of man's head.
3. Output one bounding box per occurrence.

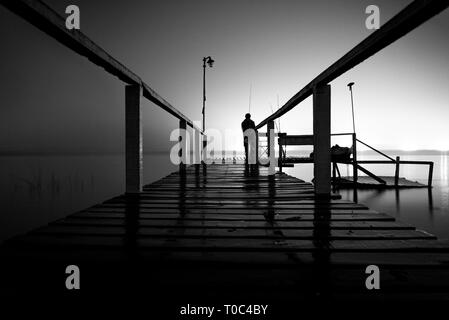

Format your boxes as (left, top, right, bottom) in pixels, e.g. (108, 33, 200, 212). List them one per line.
(245, 113, 251, 119)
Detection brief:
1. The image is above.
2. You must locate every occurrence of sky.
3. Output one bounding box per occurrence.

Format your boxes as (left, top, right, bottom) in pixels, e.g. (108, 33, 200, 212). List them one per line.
(0, 0, 448, 154)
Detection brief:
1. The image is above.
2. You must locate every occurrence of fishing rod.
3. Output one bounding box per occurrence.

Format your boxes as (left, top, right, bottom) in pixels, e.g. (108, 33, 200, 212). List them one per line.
(248, 83, 252, 113)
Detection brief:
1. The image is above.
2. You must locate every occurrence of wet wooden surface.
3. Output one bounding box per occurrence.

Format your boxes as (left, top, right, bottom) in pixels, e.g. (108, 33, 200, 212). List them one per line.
(1, 164, 449, 302)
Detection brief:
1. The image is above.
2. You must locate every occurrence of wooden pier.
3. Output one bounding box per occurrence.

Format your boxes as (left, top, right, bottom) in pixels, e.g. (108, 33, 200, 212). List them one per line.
(2, 164, 449, 305)
(1, 0, 449, 309)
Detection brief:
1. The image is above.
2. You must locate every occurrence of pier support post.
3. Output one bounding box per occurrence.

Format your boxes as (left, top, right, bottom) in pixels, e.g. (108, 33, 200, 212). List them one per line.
(313, 85, 331, 196)
(255, 130, 259, 166)
(278, 136, 283, 173)
(428, 162, 434, 188)
(179, 119, 187, 174)
(125, 84, 143, 194)
(202, 134, 208, 175)
(194, 129, 201, 175)
(267, 120, 275, 175)
(352, 133, 358, 188)
(394, 156, 400, 187)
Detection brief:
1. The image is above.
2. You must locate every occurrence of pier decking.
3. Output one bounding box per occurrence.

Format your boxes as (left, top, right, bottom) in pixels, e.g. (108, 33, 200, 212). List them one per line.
(2, 164, 449, 303)
(1, 0, 449, 308)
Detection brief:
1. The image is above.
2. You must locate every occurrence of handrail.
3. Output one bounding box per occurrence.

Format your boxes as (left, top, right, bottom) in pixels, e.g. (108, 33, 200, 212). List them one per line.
(0, 0, 202, 133)
(331, 133, 354, 136)
(256, 0, 448, 129)
(358, 160, 433, 165)
(356, 138, 395, 162)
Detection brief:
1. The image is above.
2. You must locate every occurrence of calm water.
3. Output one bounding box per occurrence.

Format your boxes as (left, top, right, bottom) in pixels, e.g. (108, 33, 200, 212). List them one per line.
(0, 154, 175, 242)
(285, 154, 449, 239)
(1, 153, 448, 242)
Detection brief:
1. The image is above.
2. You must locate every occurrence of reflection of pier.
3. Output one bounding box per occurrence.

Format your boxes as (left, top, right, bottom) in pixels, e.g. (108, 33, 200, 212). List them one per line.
(1, 0, 449, 305)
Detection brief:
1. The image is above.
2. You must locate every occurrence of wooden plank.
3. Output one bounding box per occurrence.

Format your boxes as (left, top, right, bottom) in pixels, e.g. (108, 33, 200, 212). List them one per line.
(105, 198, 356, 204)
(50, 218, 415, 230)
(32, 226, 433, 240)
(95, 203, 368, 210)
(71, 211, 396, 221)
(4, 248, 449, 268)
(82, 207, 379, 215)
(278, 135, 314, 146)
(7, 235, 449, 252)
(356, 164, 386, 185)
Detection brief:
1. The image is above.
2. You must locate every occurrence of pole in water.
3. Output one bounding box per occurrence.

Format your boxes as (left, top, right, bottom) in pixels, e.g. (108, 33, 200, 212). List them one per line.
(347, 82, 356, 134)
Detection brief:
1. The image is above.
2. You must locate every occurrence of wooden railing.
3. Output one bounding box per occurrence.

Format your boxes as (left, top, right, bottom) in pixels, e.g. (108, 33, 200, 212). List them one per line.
(0, 0, 204, 193)
(253, 0, 447, 195)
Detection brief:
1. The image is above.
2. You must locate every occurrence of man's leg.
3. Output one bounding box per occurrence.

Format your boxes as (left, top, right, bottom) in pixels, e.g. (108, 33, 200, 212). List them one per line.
(244, 143, 248, 165)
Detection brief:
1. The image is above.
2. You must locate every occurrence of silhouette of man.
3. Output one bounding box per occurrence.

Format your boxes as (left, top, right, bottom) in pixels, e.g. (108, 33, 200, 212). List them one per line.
(241, 113, 256, 164)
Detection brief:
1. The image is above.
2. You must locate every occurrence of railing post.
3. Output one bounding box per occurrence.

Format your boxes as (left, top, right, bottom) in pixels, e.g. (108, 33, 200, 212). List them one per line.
(313, 84, 331, 196)
(428, 162, 434, 188)
(202, 134, 207, 175)
(267, 120, 275, 175)
(179, 119, 187, 174)
(332, 162, 336, 184)
(394, 156, 400, 187)
(194, 129, 201, 175)
(125, 84, 143, 194)
(255, 129, 259, 166)
(278, 135, 283, 173)
(352, 133, 358, 188)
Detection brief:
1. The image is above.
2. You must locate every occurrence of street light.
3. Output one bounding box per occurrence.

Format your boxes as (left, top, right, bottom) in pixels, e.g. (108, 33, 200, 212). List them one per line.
(347, 82, 356, 134)
(202, 56, 215, 132)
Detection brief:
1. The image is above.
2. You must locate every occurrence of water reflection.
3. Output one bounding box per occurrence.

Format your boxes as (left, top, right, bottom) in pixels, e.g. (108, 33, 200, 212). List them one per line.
(124, 193, 140, 257)
(312, 205, 331, 298)
(0, 154, 176, 242)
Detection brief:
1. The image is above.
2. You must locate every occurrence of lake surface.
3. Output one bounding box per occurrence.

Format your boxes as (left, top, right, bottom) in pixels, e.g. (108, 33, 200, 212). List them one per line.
(0, 154, 175, 242)
(284, 154, 449, 239)
(1, 153, 448, 242)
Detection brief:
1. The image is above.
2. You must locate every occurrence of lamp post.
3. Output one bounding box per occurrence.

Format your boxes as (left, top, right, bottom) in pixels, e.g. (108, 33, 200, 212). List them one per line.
(347, 82, 356, 134)
(202, 56, 215, 132)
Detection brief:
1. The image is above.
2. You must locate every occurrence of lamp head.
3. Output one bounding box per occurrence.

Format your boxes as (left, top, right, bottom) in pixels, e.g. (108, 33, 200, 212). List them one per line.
(347, 82, 355, 89)
(206, 56, 215, 68)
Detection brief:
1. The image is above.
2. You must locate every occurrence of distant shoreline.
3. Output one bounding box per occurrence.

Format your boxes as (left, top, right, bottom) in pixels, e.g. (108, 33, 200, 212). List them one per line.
(0, 150, 448, 156)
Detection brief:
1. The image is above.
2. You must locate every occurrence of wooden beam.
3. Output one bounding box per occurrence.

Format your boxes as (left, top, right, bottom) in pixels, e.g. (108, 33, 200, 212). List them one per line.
(0, 0, 201, 132)
(179, 119, 187, 174)
(313, 85, 331, 196)
(278, 135, 314, 146)
(256, 0, 449, 129)
(394, 156, 400, 186)
(267, 120, 275, 175)
(356, 164, 387, 185)
(352, 133, 358, 187)
(125, 85, 143, 194)
(194, 129, 201, 174)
